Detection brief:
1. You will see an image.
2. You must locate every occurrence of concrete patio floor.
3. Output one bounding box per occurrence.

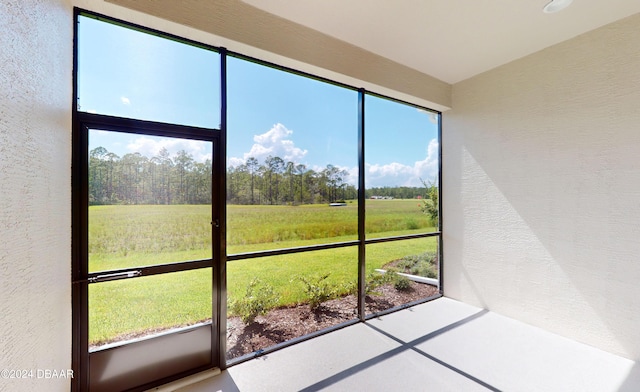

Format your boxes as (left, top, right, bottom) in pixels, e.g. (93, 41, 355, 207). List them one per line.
(166, 297, 639, 391)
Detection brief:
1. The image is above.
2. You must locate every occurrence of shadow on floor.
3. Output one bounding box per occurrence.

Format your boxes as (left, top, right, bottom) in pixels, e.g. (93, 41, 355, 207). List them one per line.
(297, 309, 498, 392)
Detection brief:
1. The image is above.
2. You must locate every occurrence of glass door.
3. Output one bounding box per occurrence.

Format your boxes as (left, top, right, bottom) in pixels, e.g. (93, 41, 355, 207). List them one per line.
(74, 118, 221, 391)
(73, 11, 225, 390)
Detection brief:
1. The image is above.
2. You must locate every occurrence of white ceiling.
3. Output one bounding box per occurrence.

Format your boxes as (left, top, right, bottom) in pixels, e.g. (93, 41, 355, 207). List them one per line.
(242, 0, 640, 84)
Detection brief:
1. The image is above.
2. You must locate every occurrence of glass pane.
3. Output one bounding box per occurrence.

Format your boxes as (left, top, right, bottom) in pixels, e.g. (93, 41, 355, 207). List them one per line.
(365, 94, 440, 238)
(78, 15, 220, 128)
(89, 268, 212, 350)
(226, 57, 358, 254)
(365, 237, 439, 316)
(88, 129, 212, 272)
(226, 247, 358, 360)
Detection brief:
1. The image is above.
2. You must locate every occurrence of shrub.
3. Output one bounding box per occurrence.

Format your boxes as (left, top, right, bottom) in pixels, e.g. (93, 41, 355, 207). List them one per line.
(229, 278, 280, 324)
(411, 263, 437, 278)
(393, 275, 412, 291)
(342, 280, 358, 295)
(295, 273, 337, 310)
(419, 179, 439, 227)
(365, 270, 395, 296)
(382, 267, 413, 291)
(396, 251, 438, 279)
(364, 273, 381, 296)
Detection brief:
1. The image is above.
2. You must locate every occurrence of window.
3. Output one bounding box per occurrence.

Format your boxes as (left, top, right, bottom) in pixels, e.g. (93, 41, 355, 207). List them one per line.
(74, 12, 222, 392)
(225, 57, 361, 360)
(88, 131, 213, 272)
(226, 56, 358, 252)
(73, 9, 441, 391)
(364, 93, 441, 314)
(77, 15, 220, 128)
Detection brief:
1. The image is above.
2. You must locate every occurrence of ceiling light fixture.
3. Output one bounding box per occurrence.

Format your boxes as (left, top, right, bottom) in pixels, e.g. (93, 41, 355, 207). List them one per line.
(543, 0, 573, 13)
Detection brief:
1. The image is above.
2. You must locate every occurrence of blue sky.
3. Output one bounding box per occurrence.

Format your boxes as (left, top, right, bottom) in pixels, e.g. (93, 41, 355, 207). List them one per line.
(79, 16, 439, 188)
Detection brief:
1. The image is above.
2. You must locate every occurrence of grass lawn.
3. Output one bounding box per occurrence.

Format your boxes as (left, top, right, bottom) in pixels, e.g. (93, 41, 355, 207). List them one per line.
(88, 200, 438, 345)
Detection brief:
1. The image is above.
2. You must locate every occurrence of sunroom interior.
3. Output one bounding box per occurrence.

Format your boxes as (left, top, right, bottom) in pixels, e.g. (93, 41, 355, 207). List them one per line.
(3, 0, 640, 391)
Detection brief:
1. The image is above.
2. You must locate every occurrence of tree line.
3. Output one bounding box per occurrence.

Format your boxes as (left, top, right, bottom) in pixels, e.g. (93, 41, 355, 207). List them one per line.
(227, 157, 356, 205)
(89, 147, 357, 206)
(89, 146, 433, 206)
(364, 186, 426, 199)
(89, 146, 212, 205)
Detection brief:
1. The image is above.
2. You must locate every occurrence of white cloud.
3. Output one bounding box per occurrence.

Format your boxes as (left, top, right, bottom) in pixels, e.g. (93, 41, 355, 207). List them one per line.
(228, 123, 438, 189)
(344, 165, 359, 186)
(231, 123, 308, 165)
(121, 96, 131, 105)
(315, 139, 438, 188)
(365, 138, 439, 188)
(228, 156, 245, 167)
(126, 137, 211, 162)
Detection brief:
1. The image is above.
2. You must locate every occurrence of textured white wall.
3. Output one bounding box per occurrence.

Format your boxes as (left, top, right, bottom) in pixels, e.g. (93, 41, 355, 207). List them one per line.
(0, 1, 72, 391)
(2, 1, 637, 390)
(444, 13, 640, 359)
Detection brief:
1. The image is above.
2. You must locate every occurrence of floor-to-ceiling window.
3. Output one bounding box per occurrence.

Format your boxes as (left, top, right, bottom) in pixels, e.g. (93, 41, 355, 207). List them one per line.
(226, 56, 359, 360)
(73, 9, 441, 391)
(73, 12, 223, 392)
(363, 93, 441, 316)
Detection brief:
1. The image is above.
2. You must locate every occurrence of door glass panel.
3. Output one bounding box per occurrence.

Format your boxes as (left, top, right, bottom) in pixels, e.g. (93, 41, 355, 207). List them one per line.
(364, 94, 440, 238)
(89, 268, 212, 350)
(77, 15, 220, 128)
(365, 237, 439, 316)
(88, 129, 212, 272)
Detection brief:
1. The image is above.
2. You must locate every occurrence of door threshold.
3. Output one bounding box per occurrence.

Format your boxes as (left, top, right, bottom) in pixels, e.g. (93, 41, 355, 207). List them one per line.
(146, 368, 222, 392)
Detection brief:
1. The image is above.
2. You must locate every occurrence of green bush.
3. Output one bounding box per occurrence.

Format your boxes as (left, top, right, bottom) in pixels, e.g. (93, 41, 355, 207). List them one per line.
(295, 273, 337, 310)
(229, 278, 280, 324)
(365, 270, 393, 296)
(365, 273, 382, 295)
(383, 267, 413, 291)
(342, 280, 358, 295)
(396, 251, 438, 279)
(393, 275, 412, 291)
(411, 263, 437, 278)
(419, 179, 439, 227)
(365, 268, 414, 294)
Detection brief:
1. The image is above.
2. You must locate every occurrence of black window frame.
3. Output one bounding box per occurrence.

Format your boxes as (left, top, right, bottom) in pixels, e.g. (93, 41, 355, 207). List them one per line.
(72, 8, 443, 391)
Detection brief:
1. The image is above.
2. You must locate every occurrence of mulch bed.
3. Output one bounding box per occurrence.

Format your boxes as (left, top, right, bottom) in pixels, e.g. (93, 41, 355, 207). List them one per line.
(89, 280, 438, 356)
(226, 281, 438, 359)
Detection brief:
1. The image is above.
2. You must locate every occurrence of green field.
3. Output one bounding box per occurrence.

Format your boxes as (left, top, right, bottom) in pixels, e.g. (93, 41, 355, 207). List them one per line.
(88, 200, 438, 346)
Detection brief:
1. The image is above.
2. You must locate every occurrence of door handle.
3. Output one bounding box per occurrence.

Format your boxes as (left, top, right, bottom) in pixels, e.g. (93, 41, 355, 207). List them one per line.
(89, 270, 142, 283)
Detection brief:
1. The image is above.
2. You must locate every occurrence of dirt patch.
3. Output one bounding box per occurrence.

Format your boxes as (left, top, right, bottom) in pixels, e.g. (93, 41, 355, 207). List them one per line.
(226, 281, 438, 360)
